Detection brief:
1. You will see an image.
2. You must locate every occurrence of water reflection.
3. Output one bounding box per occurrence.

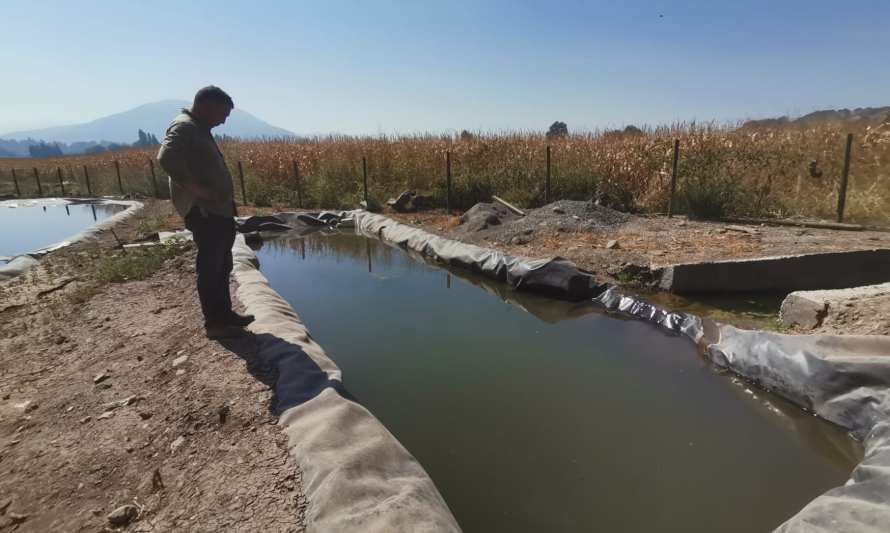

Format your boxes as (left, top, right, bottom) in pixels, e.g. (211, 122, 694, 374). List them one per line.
(0, 202, 126, 257)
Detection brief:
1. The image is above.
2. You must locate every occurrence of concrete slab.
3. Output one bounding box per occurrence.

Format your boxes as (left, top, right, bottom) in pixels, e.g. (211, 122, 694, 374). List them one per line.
(658, 248, 890, 294)
(780, 282, 890, 331)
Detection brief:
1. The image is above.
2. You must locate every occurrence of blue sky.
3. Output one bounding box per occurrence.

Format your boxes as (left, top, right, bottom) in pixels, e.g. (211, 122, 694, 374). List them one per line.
(3, 0, 888, 135)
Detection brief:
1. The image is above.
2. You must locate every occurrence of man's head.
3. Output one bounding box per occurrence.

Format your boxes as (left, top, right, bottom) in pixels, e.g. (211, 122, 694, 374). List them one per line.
(191, 86, 234, 129)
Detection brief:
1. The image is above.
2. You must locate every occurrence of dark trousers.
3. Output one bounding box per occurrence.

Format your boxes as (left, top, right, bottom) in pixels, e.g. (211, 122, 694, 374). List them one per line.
(185, 207, 236, 324)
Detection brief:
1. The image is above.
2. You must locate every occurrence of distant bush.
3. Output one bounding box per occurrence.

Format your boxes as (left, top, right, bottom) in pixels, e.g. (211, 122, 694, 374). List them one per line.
(546, 121, 568, 139)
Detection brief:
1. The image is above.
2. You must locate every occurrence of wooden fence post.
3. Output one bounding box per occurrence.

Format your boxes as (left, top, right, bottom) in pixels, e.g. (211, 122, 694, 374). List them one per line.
(362, 157, 368, 204)
(668, 139, 680, 217)
(837, 133, 853, 223)
(33, 168, 42, 196)
(292, 160, 302, 208)
(237, 161, 248, 205)
(83, 165, 93, 197)
(114, 160, 124, 196)
(57, 167, 66, 197)
(446, 150, 452, 214)
(148, 159, 159, 198)
(545, 145, 551, 204)
(11, 168, 21, 196)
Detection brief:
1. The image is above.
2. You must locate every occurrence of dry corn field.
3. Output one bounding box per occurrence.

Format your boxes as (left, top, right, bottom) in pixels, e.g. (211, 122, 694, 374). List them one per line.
(2, 121, 889, 224)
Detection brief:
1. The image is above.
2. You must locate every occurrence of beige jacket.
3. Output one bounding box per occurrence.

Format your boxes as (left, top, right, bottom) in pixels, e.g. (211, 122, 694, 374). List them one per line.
(157, 110, 235, 218)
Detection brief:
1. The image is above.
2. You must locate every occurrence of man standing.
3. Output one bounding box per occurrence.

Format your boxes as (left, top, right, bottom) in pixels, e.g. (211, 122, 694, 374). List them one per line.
(158, 86, 254, 338)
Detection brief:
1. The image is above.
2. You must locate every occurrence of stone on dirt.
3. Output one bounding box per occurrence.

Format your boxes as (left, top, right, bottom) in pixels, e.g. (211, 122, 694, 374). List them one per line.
(459, 203, 512, 233)
(171, 355, 189, 368)
(107, 505, 138, 527)
(93, 372, 109, 384)
(170, 436, 185, 454)
(606, 240, 620, 249)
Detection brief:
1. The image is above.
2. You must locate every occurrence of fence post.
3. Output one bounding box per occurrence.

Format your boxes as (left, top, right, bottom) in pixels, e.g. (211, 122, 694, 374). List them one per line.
(11, 168, 20, 196)
(83, 165, 93, 197)
(837, 133, 853, 223)
(362, 156, 368, 204)
(446, 150, 452, 215)
(292, 160, 302, 208)
(33, 168, 43, 196)
(57, 167, 66, 197)
(237, 161, 248, 205)
(114, 160, 124, 196)
(668, 139, 680, 217)
(545, 145, 551, 204)
(148, 159, 159, 198)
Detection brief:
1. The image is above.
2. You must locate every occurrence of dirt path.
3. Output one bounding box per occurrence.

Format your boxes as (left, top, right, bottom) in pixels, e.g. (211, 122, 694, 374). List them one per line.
(0, 201, 306, 532)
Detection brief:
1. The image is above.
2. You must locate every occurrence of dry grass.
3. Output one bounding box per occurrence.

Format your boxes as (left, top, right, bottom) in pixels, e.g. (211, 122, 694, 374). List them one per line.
(2, 121, 889, 223)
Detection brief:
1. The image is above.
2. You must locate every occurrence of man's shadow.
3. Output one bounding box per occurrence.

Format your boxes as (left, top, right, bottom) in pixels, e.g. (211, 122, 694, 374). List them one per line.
(218, 331, 356, 416)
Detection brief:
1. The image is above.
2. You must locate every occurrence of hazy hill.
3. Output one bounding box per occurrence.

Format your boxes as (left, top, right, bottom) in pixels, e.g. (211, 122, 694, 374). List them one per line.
(0, 100, 294, 148)
(742, 106, 890, 129)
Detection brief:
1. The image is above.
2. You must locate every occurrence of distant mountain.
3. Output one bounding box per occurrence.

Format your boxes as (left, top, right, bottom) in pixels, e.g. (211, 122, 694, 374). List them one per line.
(742, 106, 890, 129)
(0, 100, 295, 148)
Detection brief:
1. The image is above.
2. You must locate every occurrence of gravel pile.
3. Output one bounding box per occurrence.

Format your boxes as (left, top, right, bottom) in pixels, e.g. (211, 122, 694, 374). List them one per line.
(455, 200, 632, 244)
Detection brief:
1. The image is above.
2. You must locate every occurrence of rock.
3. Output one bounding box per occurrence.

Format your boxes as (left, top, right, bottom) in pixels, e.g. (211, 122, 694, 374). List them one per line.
(605, 240, 620, 249)
(0, 498, 11, 514)
(510, 235, 532, 245)
(677, 221, 687, 227)
(572, 215, 581, 221)
(93, 372, 109, 384)
(458, 203, 510, 233)
(8, 512, 28, 525)
(218, 405, 230, 424)
(14, 400, 35, 412)
(24, 402, 38, 413)
(97, 411, 115, 420)
(170, 436, 185, 454)
(175, 369, 186, 376)
(552, 206, 566, 214)
(171, 355, 189, 368)
(107, 505, 138, 527)
(80, 416, 92, 424)
(138, 412, 152, 420)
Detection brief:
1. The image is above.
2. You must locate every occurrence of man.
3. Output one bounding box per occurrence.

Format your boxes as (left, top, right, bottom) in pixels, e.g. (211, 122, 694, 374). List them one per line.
(158, 86, 254, 338)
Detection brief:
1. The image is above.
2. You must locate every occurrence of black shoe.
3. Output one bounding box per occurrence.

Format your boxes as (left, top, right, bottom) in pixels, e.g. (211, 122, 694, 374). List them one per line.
(225, 311, 255, 327)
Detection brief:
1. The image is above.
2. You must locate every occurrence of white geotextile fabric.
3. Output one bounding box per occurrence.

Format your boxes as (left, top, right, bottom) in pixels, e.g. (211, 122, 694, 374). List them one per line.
(0, 198, 143, 281)
(231, 236, 460, 533)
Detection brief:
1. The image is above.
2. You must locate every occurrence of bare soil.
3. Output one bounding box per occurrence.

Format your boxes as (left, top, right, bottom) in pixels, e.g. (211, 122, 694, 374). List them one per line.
(389, 201, 890, 284)
(0, 200, 306, 532)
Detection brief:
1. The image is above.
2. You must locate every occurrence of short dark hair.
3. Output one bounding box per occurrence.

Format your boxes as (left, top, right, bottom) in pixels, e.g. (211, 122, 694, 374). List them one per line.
(193, 86, 234, 108)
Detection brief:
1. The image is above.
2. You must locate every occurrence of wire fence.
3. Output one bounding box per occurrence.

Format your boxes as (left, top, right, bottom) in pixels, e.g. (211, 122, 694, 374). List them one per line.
(1, 128, 887, 225)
